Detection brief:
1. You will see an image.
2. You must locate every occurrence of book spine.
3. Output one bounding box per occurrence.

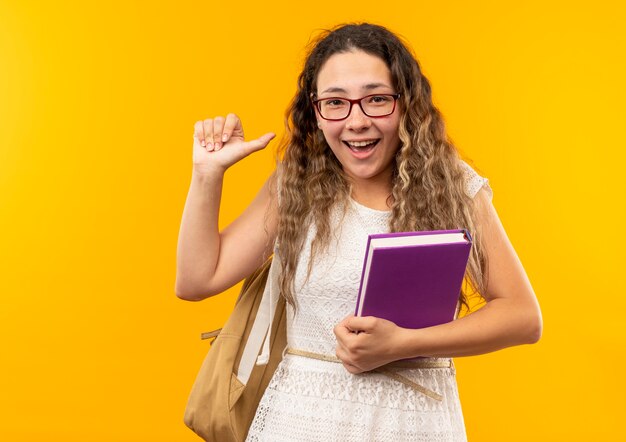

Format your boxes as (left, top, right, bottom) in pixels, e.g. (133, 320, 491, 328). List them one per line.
(354, 236, 372, 316)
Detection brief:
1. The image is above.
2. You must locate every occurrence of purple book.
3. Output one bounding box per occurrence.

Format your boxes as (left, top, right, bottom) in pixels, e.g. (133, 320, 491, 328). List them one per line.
(354, 229, 472, 330)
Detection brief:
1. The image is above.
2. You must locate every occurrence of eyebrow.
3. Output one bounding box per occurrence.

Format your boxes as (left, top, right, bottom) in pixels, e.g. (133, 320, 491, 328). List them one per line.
(319, 83, 392, 95)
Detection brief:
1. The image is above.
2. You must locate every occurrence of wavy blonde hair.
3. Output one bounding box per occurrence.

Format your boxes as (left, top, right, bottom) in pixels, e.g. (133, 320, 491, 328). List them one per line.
(275, 23, 488, 314)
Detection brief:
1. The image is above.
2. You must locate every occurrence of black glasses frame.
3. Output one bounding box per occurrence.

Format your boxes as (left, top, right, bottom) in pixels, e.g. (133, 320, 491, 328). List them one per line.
(312, 93, 401, 121)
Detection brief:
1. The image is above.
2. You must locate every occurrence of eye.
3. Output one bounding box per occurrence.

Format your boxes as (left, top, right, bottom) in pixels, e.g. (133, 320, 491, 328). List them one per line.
(322, 98, 348, 108)
(367, 95, 392, 105)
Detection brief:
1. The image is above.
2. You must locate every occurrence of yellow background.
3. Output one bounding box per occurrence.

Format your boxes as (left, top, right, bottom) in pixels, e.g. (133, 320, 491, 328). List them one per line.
(1, 0, 624, 440)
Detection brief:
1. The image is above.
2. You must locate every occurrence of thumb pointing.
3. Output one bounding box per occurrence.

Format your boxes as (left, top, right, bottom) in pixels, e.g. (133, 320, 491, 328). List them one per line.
(244, 132, 276, 154)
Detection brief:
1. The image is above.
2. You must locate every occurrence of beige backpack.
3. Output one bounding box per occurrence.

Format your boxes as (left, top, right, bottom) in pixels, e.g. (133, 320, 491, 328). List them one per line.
(184, 257, 287, 441)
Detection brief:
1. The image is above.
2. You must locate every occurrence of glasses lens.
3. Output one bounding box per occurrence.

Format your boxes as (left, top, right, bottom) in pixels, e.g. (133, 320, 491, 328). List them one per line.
(318, 98, 350, 120)
(361, 95, 395, 117)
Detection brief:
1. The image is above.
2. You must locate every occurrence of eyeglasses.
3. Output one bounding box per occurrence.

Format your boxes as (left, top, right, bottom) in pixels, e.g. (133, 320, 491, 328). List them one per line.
(312, 93, 401, 121)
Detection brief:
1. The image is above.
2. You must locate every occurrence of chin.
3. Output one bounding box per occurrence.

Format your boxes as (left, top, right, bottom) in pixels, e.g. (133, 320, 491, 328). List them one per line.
(344, 165, 388, 182)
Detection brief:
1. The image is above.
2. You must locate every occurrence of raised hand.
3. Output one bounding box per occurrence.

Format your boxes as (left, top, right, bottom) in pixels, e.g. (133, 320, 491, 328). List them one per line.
(192, 113, 275, 175)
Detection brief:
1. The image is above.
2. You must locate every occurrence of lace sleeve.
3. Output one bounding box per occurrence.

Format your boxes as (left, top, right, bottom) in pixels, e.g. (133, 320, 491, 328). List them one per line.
(459, 160, 493, 200)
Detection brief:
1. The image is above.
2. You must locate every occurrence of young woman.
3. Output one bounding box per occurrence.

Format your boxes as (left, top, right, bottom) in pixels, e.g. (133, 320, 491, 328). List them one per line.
(176, 23, 542, 442)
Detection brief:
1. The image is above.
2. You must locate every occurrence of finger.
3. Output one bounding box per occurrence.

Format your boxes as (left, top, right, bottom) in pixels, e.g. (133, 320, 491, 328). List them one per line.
(336, 348, 363, 374)
(346, 316, 375, 333)
(212, 116, 225, 151)
(335, 345, 348, 363)
(241, 132, 276, 155)
(194, 120, 206, 147)
(342, 362, 362, 374)
(203, 119, 214, 151)
(221, 113, 241, 144)
(335, 329, 360, 355)
(333, 323, 353, 342)
(192, 133, 203, 149)
(338, 314, 355, 326)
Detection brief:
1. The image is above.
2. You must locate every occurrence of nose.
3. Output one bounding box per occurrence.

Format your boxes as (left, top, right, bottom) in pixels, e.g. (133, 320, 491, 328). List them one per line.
(345, 103, 371, 130)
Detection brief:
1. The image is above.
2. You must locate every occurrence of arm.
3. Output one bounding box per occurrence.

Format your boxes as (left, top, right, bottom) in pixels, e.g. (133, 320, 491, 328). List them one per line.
(335, 187, 543, 372)
(398, 187, 543, 357)
(175, 114, 278, 301)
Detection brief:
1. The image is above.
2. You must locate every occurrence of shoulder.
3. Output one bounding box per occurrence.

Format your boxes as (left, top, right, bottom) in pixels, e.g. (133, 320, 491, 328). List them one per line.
(458, 159, 493, 201)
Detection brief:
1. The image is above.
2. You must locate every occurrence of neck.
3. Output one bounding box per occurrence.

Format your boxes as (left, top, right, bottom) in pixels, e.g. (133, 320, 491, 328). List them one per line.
(349, 175, 393, 211)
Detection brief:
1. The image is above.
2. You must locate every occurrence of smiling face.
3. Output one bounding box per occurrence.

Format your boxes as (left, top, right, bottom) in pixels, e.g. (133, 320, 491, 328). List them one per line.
(314, 50, 402, 190)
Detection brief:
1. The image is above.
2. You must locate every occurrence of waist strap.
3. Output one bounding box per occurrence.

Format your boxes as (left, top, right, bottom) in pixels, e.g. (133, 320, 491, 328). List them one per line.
(285, 348, 452, 402)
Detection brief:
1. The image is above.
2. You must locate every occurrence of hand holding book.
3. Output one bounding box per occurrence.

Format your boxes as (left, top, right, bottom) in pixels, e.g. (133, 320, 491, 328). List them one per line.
(334, 313, 414, 373)
(335, 229, 472, 372)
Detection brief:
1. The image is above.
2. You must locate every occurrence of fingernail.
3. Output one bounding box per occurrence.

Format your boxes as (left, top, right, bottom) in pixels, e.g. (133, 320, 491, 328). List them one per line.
(214, 142, 221, 150)
(201, 140, 206, 147)
(222, 134, 228, 142)
(207, 142, 213, 150)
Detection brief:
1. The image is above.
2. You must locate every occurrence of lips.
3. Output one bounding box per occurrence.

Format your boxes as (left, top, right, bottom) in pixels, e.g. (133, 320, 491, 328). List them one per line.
(343, 139, 380, 153)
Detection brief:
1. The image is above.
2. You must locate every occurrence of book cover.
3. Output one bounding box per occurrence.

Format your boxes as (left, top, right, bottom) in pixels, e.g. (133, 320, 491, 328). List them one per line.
(354, 229, 472, 330)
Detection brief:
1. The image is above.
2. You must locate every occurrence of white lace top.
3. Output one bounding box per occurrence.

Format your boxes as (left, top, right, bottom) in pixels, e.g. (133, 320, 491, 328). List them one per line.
(246, 161, 490, 442)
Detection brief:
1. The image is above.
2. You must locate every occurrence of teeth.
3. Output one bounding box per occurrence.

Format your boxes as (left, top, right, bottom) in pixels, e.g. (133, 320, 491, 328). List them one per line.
(346, 140, 377, 147)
